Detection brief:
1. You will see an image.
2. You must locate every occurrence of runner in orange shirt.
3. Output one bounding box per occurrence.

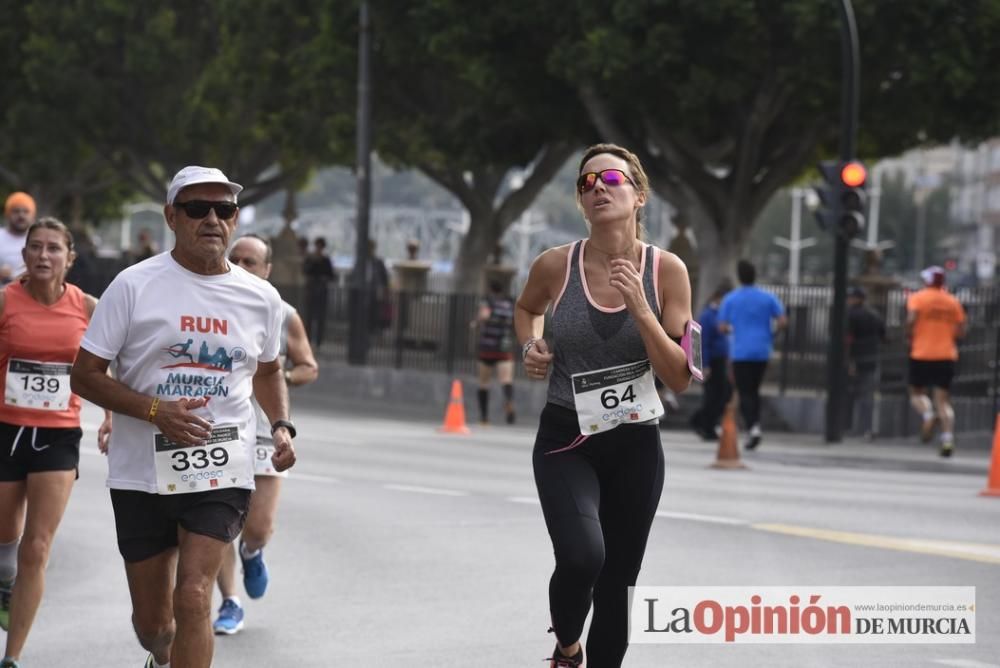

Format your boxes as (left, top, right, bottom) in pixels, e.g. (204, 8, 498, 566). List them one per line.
(906, 266, 966, 457)
(0, 218, 108, 668)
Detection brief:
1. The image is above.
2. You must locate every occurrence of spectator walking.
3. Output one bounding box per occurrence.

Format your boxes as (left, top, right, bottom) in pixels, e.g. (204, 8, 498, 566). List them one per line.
(846, 286, 885, 440)
(906, 266, 966, 457)
(302, 237, 335, 347)
(473, 280, 516, 425)
(689, 280, 733, 440)
(130, 228, 157, 265)
(718, 260, 786, 450)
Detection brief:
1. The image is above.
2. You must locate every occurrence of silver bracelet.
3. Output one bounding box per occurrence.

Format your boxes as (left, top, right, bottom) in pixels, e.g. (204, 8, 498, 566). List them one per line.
(521, 337, 538, 360)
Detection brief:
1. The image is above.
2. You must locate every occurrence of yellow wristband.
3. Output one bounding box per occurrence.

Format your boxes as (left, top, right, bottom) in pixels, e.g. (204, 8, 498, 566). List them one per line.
(147, 397, 160, 422)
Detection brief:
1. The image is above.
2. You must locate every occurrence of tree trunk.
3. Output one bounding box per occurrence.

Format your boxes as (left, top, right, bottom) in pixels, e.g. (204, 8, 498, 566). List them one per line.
(451, 210, 499, 294)
(687, 205, 744, 310)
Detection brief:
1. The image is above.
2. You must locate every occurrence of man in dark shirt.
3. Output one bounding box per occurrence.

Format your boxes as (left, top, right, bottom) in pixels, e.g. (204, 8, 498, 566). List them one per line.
(846, 286, 886, 439)
(689, 280, 732, 440)
(302, 237, 336, 347)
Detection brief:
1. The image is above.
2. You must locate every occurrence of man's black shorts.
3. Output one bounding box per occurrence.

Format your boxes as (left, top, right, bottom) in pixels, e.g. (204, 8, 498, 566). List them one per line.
(908, 359, 955, 390)
(110, 487, 252, 562)
(0, 422, 82, 481)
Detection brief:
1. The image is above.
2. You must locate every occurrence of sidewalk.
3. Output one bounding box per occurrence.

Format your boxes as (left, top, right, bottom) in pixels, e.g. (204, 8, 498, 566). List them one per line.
(661, 425, 992, 476)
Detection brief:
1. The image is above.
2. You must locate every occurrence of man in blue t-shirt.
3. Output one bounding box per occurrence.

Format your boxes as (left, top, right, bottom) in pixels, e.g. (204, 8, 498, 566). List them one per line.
(719, 260, 786, 450)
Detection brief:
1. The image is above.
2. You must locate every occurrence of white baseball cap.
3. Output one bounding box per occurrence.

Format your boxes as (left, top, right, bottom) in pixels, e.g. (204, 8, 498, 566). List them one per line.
(166, 165, 243, 204)
(920, 265, 945, 285)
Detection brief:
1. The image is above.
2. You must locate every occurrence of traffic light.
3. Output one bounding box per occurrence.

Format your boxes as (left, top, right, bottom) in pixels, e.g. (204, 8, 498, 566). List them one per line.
(812, 160, 868, 238)
(838, 161, 867, 238)
(812, 160, 841, 232)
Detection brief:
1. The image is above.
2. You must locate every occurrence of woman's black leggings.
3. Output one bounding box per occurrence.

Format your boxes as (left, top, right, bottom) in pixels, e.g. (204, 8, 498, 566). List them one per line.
(533, 403, 664, 668)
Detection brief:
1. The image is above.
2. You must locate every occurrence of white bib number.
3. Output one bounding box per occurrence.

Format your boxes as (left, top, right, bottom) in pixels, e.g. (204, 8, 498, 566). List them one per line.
(253, 436, 288, 478)
(154, 424, 251, 495)
(571, 360, 664, 435)
(5, 359, 72, 410)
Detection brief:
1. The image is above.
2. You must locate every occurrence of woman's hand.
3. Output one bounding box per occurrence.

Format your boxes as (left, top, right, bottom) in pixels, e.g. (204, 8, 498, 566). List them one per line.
(523, 338, 554, 380)
(610, 257, 652, 317)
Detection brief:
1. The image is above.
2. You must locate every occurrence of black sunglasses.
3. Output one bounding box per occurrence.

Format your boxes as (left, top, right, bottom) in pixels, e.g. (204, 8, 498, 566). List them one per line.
(173, 200, 239, 220)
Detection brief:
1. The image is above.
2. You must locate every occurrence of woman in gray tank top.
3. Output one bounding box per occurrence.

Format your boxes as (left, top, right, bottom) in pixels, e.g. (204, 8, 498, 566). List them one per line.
(514, 143, 694, 668)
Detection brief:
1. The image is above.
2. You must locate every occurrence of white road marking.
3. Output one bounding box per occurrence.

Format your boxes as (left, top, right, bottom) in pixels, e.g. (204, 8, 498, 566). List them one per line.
(507, 496, 541, 505)
(384, 484, 468, 497)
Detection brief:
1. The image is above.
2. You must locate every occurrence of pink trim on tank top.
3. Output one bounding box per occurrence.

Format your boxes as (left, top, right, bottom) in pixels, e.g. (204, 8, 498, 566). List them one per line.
(579, 239, 648, 313)
(551, 243, 575, 315)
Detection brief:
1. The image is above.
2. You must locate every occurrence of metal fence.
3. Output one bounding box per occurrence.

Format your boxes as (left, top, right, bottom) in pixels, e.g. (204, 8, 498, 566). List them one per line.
(766, 284, 999, 395)
(277, 284, 503, 379)
(764, 283, 999, 434)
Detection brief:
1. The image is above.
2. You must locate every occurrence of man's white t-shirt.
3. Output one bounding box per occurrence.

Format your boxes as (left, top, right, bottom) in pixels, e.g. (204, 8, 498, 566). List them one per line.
(0, 228, 27, 277)
(81, 253, 283, 493)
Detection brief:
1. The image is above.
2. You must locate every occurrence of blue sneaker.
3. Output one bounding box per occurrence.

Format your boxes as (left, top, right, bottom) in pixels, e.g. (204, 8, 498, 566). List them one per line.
(240, 544, 269, 599)
(1, 658, 21, 668)
(212, 598, 245, 635)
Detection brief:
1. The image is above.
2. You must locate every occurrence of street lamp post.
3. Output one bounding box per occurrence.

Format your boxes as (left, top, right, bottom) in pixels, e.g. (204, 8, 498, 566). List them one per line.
(824, 0, 861, 443)
(348, 1, 373, 365)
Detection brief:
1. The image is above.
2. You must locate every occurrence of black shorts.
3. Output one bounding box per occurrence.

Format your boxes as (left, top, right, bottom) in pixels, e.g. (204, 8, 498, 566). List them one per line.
(110, 487, 252, 563)
(909, 359, 955, 390)
(0, 422, 82, 481)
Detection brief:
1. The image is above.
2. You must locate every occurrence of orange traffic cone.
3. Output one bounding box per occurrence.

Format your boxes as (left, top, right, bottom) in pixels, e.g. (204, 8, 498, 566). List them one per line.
(711, 400, 747, 470)
(980, 413, 1000, 497)
(439, 379, 471, 434)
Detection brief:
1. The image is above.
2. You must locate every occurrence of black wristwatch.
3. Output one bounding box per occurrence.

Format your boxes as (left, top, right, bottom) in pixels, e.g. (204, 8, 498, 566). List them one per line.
(271, 419, 297, 439)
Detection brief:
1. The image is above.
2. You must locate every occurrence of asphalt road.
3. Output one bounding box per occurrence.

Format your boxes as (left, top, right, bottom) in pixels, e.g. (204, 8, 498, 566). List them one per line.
(12, 401, 1000, 667)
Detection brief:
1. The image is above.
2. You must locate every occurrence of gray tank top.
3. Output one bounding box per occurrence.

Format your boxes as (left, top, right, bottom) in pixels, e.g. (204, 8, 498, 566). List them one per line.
(546, 240, 661, 410)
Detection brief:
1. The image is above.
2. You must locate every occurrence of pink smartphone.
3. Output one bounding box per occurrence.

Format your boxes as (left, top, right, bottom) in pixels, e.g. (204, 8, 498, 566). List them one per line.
(681, 320, 704, 382)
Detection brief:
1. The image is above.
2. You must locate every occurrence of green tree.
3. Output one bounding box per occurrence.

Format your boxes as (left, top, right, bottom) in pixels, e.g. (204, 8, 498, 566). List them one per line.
(369, 2, 586, 291)
(0, 1, 130, 223)
(20, 0, 355, 205)
(547, 0, 1000, 303)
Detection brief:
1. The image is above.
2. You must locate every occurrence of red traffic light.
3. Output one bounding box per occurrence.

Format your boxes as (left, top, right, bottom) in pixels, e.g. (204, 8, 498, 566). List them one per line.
(840, 161, 867, 188)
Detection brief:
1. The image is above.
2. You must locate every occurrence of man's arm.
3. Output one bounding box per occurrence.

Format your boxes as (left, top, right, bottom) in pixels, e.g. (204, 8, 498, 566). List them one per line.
(955, 302, 967, 340)
(253, 358, 295, 471)
(70, 349, 212, 445)
(283, 312, 319, 386)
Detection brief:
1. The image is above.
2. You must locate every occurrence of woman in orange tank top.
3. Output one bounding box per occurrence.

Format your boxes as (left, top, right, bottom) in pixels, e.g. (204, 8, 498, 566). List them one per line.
(0, 218, 108, 668)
